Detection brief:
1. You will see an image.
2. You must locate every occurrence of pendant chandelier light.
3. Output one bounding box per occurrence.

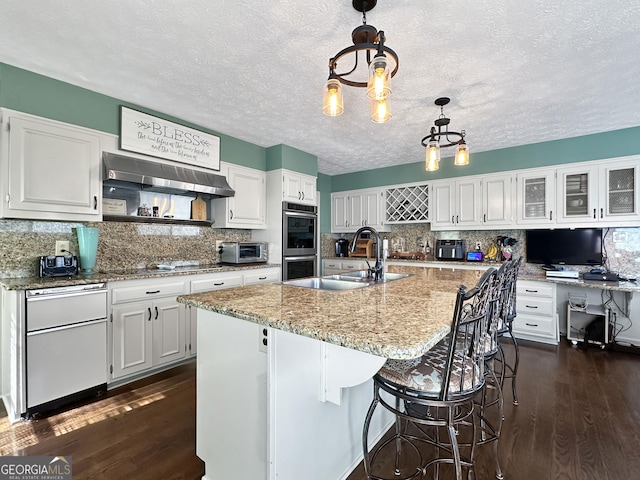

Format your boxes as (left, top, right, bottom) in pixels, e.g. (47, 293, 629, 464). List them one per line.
(322, 0, 399, 123)
(421, 97, 469, 171)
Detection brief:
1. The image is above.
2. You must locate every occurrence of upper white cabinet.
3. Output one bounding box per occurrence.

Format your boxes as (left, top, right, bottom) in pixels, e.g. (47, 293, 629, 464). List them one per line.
(0, 109, 101, 221)
(282, 170, 317, 205)
(211, 162, 266, 228)
(516, 169, 556, 225)
(481, 173, 514, 228)
(330, 188, 389, 233)
(431, 178, 482, 230)
(556, 157, 639, 225)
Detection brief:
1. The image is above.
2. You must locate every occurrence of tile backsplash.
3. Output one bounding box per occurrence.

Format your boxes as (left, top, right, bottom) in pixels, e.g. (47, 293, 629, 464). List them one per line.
(0, 219, 250, 278)
(322, 225, 640, 277)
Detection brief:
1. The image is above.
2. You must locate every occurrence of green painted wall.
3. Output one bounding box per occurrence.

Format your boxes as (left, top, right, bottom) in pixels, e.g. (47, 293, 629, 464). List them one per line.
(0, 63, 266, 170)
(265, 144, 318, 176)
(331, 127, 640, 192)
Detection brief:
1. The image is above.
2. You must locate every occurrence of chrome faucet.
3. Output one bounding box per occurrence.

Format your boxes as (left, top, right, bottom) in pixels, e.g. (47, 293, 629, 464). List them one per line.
(350, 226, 384, 281)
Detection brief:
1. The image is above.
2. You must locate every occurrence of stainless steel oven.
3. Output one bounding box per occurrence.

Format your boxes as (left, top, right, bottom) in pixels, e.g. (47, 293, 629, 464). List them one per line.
(282, 202, 318, 280)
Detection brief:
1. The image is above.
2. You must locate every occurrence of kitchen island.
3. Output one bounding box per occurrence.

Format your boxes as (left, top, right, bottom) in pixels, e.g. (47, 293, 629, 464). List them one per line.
(177, 265, 485, 480)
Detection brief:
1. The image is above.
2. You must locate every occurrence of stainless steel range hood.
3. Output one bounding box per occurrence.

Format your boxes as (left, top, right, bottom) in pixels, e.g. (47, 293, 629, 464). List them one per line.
(103, 152, 235, 197)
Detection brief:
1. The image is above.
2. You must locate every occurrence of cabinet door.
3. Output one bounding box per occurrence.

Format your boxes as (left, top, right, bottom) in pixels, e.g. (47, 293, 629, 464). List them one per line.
(299, 174, 317, 205)
(6, 115, 101, 220)
(516, 170, 555, 225)
(331, 193, 349, 232)
(152, 297, 186, 367)
(112, 302, 154, 379)
(431, 181, 456, 229)
(227, 165, 266, 227)
(348, 193, 364, 230)
(456, 178, 482, 227)
(556, 165, 598, 224)
(282, 172, 302, 202)
(482, 174, 513, 227)
(600, 159, 639, 223)
(363, 189, 381, 227)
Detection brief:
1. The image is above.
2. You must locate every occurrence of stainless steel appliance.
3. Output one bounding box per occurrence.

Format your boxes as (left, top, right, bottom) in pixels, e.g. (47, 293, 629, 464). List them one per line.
(282, 202, 318, 280)
(39, 255, 78, 277)
(219, 242, 268, 264)
(26, 283, 108, 415)
(335, 238, 350, 257)
(435, 239, 466, 260)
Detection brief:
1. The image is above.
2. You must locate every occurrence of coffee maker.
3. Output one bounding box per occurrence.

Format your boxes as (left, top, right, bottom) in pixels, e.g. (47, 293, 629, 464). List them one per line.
(335, 238, 350, 257)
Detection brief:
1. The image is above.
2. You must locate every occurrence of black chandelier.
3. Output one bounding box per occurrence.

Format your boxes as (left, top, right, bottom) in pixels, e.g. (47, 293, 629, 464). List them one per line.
(421, 97, 469, 171)
(322, 0, 399, 123)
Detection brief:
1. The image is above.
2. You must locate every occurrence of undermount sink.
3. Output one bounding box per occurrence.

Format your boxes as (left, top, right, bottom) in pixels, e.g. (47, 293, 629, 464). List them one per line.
(282, 270, 411, 291)
(282, 277, 371, 291)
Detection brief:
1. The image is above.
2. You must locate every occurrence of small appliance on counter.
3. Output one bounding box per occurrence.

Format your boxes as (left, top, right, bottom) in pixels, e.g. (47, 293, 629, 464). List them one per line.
(39, 255, 79, 277)
(219, 242, 268, 264)
(435, 240, 465, 261)
(335, 238, 350, 257)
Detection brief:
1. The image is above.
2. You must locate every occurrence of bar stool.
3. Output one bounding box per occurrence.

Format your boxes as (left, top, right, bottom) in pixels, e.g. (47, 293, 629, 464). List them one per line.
(362, 268, 497, 480)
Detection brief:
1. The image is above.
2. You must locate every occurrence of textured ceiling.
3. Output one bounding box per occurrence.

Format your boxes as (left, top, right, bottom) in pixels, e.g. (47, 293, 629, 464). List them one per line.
(1, 0, 640, 175)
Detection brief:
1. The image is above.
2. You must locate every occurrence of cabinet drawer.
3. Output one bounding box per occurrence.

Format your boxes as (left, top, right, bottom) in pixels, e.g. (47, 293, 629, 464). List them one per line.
(517, 297, 553, 317)
(512, 313, 555, 338)
(190, 275, 242, 293)
(323, 261, 342, 270)
(341, 261, 367, 271)
(111, 281, 187, 305)
(517, 282, 554, 298)
(244, 269, 280, 285)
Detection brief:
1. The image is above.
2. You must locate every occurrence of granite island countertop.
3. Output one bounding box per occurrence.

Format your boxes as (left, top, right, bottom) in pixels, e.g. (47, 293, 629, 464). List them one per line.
(177, 265, 487, 360)
(0, 263, 280, 290)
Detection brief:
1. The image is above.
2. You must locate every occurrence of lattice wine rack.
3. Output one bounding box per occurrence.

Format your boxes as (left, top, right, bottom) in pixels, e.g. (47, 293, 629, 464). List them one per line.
(385, 184, 429, 223)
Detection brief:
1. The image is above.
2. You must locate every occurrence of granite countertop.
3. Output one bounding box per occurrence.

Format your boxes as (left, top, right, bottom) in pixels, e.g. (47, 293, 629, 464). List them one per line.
(519, 272, 640, 293)
(177, 265, 487, 360)
(0, 263, 280, 290)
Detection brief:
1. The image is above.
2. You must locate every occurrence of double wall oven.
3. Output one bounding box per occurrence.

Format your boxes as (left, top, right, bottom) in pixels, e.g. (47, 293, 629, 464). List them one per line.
(282, 202, 317, 280)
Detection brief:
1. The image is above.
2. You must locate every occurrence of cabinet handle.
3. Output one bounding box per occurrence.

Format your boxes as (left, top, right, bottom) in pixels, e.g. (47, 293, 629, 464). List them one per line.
(483, 213, 486, 223)
(550, 210, 553, 221)
(525, 289, 538, 293)
(451, 215, 455, 224)
(600, 208, 603, 219)
(230, 210, 233, 220)
(298, 192, 301, 200)
(525, 305, 539, 309)
(146, 290, 160, 295)
(214, 282, 225, 286)
(147, 307, 152, 321)
(258, 276, 267, 280)
(94, 196, 98, 210)
(301, 192, 305, 200)
(593, 208, 596, 219)
(456, 215, 459, 223)
(525, 322, 539, 327)
(155, 306, 159, 319)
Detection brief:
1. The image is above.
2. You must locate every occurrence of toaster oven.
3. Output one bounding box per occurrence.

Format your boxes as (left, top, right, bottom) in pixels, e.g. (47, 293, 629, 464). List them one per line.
(219, 242, 268, 264)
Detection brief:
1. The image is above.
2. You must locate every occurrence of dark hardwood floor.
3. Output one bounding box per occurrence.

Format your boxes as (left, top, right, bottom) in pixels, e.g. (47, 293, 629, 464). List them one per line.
(2, 340, 639, 480)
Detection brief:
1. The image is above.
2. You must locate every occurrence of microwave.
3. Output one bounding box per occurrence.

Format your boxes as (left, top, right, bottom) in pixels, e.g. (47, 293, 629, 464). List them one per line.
(219, 242, 268, 264)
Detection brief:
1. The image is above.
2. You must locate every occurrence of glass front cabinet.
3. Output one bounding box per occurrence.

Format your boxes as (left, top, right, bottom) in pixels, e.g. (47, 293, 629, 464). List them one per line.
(516, 170, 555, 225)
(600, 159, 638, 223)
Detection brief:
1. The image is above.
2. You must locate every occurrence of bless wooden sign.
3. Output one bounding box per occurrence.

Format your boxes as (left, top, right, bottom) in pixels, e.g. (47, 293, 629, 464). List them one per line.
(120, 106, 220, 171)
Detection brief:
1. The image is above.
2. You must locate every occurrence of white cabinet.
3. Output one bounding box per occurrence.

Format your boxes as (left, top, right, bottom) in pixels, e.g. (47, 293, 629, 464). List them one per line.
(0, 109, 101, 221)
(481, 173, 514, 227)
(322, 258, 368, 274)
(557, 158, 640, 225)
(330, 188, 388, 233)
(211, 162, 266, 228)
(431, 178, 482, 230)
(243, 267, 281, 285)
(110, 279, 187, 380)
(511, 280, 558, 345)
(516, 169, 556, 225)
(282, 170, 317, 205)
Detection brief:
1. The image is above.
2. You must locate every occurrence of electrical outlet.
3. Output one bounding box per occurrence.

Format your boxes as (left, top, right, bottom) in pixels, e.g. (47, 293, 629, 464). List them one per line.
(215, 240, 224, 250)
(475, 242, 482, 251)
(55, 240, 70, 256)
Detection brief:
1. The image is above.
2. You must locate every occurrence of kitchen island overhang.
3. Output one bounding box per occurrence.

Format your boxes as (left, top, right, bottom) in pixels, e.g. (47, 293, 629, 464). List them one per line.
(178, 265, 487, 480)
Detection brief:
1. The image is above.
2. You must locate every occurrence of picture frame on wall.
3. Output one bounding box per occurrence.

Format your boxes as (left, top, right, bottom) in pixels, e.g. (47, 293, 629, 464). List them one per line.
(119, 106, 220, 171)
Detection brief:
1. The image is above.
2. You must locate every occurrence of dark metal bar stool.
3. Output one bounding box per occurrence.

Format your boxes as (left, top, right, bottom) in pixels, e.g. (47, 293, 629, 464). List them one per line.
(362, 268, 497, 480)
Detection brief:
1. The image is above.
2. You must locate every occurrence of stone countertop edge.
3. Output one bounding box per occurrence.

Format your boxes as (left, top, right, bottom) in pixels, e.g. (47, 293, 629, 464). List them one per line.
(177, 265, 487, 360)
(518, 272, 640, 293)
(0, 263, 281, 291)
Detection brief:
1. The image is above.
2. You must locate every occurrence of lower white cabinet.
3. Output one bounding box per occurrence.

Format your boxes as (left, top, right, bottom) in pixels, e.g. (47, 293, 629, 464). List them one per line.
(110, 279, 187, 380)
(511, 280, 558, 345)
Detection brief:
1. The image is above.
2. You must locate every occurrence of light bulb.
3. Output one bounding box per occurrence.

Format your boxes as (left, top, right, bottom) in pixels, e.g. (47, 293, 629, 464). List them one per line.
(425, 140, 440, 171)
(370, 98, 392, 123)
(367, 56, 391, 100)
(454, 142, 469, 166)
(322, 78, 344, 116)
